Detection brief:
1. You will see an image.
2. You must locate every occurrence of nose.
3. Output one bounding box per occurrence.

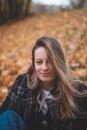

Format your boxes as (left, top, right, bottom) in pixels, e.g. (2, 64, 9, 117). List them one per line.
(42, 62, 48, 70)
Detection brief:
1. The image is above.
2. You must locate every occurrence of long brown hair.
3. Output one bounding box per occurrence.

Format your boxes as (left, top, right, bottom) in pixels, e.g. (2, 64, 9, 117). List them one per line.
(27, 36, 87, 119)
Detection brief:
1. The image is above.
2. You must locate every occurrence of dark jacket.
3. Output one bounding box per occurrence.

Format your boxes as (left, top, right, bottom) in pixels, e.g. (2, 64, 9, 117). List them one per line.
(0, 73, 87, 130)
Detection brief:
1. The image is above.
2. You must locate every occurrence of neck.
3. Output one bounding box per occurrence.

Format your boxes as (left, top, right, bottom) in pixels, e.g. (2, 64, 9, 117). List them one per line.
(41, 81, 55, 91)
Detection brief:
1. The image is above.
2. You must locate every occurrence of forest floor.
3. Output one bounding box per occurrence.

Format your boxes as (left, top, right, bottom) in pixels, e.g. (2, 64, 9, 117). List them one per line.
(0, 7, 87, 104)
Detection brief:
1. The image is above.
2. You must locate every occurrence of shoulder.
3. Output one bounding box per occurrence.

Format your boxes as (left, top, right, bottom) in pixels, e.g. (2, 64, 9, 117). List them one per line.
(9, 73, 27, 93)
(13, 73, 28, 89)
(15, 73, 27, 83)
(76, 82, 87, 92)
(75, 82, 87, 108)
(74, 82, 87, 107)
(74, 83, 87, 120)
(7, 73, 28, 99)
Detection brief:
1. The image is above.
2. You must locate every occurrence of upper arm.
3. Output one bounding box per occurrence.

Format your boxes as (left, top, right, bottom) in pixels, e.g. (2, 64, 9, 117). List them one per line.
(72, 83, 87, 129)
(76, 83, 87, 119)
(0, 74, 26, 113)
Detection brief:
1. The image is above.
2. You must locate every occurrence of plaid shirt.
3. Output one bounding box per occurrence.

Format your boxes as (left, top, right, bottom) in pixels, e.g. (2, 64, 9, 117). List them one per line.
(0, 73, 87, 130)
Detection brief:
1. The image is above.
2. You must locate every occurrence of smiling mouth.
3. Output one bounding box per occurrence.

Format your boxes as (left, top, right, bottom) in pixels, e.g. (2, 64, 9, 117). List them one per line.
(41, 74, 49, 77)
(41, 72, 51, 75)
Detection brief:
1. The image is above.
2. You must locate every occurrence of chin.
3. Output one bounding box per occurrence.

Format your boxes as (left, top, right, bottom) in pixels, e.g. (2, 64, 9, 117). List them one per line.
(40, 78, 52, 82)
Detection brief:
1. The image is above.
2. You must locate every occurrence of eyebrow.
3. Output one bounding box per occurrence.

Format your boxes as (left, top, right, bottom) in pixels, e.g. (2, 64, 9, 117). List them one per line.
(35, 58, 42, 60)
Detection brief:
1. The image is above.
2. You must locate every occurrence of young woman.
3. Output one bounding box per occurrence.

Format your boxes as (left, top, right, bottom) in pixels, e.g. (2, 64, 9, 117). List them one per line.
(0, 36, 87, 130)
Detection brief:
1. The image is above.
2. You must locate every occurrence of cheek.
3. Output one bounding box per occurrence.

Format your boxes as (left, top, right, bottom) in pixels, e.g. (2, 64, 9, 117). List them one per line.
(51, 68, 56, 77)
(35, 67, 41, 78)
(35, 65, 40, 73)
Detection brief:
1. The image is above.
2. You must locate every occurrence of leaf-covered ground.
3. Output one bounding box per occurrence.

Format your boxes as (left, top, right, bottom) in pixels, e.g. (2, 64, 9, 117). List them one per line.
(0, 8, 87, 104)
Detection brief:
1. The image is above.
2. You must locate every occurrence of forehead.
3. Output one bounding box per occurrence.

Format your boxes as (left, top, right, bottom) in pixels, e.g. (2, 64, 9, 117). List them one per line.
(34, 47, 48, 59)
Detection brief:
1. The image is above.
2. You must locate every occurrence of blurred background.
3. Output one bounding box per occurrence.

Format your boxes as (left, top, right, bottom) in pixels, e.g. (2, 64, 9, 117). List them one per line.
(0, 0, 87, 105)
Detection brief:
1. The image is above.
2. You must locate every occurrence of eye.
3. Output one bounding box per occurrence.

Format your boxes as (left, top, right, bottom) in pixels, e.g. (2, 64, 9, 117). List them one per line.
(35, 60, 43, 65)
(47, 59, 51, 64)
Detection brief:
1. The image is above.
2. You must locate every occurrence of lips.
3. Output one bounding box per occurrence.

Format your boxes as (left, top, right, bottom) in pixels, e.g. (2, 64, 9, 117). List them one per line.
(41, 72, 51, 74)
(42, 73, 49, 74)
(41, 72, 51, 76)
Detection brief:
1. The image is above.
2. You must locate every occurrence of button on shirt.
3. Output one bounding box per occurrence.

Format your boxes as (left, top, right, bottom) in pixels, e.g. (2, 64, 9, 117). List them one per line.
(41, 89, 53, 115)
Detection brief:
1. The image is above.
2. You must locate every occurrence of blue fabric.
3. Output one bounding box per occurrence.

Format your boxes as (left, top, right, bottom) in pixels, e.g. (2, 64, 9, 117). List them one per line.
(0, 110, 28, 130)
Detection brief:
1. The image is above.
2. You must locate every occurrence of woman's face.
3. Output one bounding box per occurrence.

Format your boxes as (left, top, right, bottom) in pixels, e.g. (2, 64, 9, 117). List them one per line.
(34, 47, 56, 86)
